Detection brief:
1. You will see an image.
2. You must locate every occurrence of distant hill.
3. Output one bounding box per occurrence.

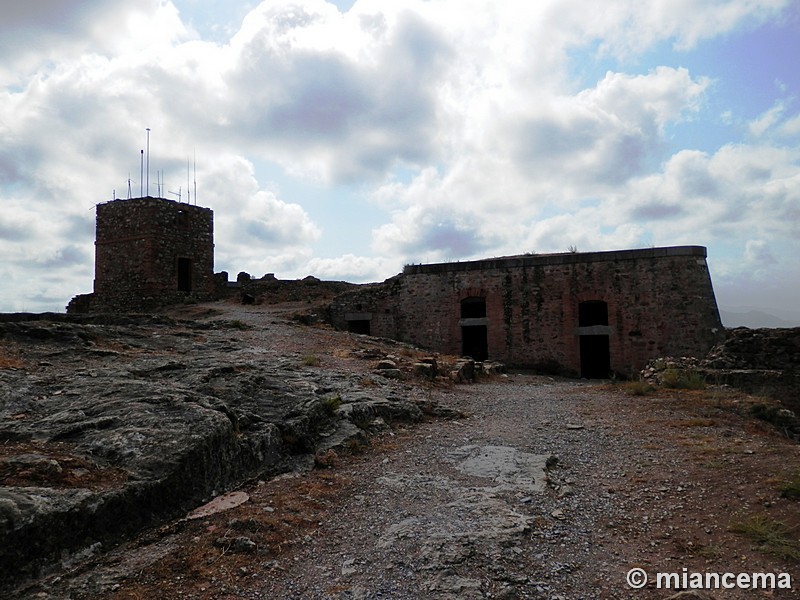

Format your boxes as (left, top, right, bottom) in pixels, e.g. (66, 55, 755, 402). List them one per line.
(720, 308, 800, 329)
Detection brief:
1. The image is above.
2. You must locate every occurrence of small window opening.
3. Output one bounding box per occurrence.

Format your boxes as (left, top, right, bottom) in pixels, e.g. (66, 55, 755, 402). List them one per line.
(461, 296, 486, 318)
(579, 300, 608, 326)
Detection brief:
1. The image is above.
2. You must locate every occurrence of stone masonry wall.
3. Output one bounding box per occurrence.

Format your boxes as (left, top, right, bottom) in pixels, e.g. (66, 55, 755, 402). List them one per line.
(90, 197, 214, 312)
(329, 246, 724, 377)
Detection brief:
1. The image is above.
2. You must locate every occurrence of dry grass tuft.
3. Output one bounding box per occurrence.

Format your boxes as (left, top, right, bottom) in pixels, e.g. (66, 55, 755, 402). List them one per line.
(729, 513, 800, 560)
(779, 472, 800, 500)
(302, 353, 321, 367)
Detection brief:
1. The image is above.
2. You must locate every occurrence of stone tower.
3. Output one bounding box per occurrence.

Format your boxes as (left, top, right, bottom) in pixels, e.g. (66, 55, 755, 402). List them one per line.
(82, 196, 214, 312)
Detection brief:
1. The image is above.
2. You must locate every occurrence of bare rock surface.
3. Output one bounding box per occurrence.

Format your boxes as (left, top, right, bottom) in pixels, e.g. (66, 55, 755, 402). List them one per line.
(0, 303, 445, 588)
(2, 303, 799, 599)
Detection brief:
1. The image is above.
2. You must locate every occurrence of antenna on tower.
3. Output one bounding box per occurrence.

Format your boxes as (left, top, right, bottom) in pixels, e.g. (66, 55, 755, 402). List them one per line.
(168, 186, 181, 203)
(127, 173, 133, 199)
(187, 158, 190, 204)
(140, 150, 144, 197)
(146, 128, 151, 197)
(193, 150, 197, 206)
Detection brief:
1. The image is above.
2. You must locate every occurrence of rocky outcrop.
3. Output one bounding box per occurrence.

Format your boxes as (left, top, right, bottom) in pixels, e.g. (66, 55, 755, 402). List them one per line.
(703, 327, 800, 371)
(702, 327, 800, 411)
(640, 327, 799, 418)
(0, 311, 432, 588)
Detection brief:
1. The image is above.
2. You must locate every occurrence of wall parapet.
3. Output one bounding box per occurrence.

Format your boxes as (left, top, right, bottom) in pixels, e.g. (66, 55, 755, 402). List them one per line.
(403, 246, 707, 275)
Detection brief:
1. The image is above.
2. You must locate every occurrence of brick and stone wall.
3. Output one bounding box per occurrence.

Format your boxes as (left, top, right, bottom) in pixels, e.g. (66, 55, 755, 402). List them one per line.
(71, 197, 215, 312)
(329, 246, 725, 377)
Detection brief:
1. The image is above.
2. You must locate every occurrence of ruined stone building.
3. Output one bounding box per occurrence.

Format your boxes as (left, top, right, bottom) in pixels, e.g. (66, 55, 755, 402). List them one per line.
(68, 196, 215, 312)
(329, 246, 724, 378)
(66, 197, 724, 379)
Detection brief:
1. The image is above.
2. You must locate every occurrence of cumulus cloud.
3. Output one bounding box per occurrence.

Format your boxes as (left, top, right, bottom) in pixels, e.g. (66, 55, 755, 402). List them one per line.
(0, 1, 189, 85)
(0, 0, 798, 314)
(201, 154, 321, 277)
(509, 67, 709, 187)
(221, 1, 450, 183)
(306, 254, 402, 282)
(743, 239, 778, 266)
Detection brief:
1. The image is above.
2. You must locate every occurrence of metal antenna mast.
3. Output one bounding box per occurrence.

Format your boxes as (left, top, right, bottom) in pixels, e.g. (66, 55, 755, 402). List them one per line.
(140, 150, 144, 197)
(146, 128, 151, 197)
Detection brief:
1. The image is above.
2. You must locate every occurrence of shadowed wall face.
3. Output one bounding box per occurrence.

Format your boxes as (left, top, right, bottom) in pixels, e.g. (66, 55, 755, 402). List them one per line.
(330, 246, 724, 377)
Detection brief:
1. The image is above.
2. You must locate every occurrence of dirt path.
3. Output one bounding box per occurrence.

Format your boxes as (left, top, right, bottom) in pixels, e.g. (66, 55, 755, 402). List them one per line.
(28, 375, 798, 600)
(9, 302, 799, 599)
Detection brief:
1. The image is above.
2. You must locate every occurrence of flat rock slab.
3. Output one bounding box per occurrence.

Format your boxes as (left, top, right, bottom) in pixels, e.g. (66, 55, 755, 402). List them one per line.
(450, 444, 552, 493)
(187, 491, 250, 520)
(372, 444, 555, 596)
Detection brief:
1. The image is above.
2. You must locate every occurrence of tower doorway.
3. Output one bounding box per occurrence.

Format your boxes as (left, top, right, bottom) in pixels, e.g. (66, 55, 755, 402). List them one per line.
(177, 257, 192, 292)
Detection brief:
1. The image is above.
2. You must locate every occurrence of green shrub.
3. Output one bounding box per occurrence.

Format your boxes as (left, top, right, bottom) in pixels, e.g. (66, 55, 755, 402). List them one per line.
(661, 368, 705, 390)
(321, 395, 342, 414)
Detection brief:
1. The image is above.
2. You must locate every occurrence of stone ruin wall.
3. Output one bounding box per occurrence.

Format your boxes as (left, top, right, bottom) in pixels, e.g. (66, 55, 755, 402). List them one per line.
(330, 246, 725, 377)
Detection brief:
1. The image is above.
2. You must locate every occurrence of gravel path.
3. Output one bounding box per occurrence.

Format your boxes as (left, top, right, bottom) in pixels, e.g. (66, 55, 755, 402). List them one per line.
(255, 377, 623, 600)
(235, 375, 798, 600)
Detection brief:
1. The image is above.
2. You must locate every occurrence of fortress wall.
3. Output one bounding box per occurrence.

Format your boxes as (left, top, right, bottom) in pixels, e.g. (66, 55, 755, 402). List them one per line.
(330, 246, 724, 376)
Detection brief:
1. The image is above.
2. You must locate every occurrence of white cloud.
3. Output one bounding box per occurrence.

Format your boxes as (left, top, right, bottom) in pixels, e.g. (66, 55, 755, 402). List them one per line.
(571, 0, 789, 56)
(0, 1, 189, 85)
(748, 100, 787, 137)
(305, 253, 401, 282)
(507, 67, 709, 189)
(201, 154, 321, 277)
(0, 0, 798, 316)
(220, 1, 450, 183)
(743, 239, 777, 266)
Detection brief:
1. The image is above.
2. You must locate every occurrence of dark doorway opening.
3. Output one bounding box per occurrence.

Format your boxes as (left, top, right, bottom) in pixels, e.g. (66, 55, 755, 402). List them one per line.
(462, 325, 488, 361)
(579, 300, 610, 378)
(348, 320, 371, 335)
(177, 257, 192, 292)
(580, 335, 610, 378)
(460, 296, 488, 361)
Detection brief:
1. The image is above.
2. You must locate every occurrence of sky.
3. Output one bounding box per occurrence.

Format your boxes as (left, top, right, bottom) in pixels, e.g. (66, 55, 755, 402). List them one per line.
(1, 0, 799, 326)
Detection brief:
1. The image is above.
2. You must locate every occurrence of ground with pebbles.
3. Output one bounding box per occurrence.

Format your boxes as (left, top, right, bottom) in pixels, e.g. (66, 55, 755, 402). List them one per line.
(12, 301, 800, 599)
